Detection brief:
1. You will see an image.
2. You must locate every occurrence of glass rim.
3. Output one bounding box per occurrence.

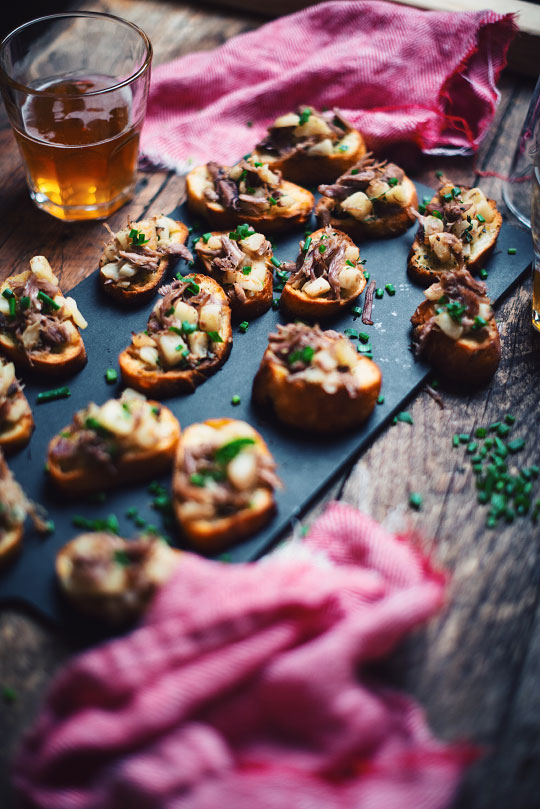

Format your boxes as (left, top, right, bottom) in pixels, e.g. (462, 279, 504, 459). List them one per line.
(0, 11, 152, 97)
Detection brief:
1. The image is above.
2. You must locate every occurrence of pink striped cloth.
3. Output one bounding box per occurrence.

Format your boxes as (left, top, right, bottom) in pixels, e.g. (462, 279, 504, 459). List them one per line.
(140, 0, 516, 173)
(13, 503, 473, 809)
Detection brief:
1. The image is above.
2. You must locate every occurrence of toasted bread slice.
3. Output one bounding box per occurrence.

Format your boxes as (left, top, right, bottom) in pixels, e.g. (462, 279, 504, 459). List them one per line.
(0, 257, 87, 376)
(0, 523, 23, 566)
(316, 175, 418, 240)
(56, 532, 182, 623)
(99, 216, 191, 305)
(47, 393, 181, 496)
(186, 164, 314, 234)
(280, 227, 366, 320)
(119, 274, 232, 397)
(252, 107, 366, 185)
(407, 186, 502, 285)
(411, 298, 501, 387)
(0, 451, 27, 565)
(0, 358, 34, 453)
(252, 323, 382, 433)
(195, 229, 273, 319)
(172, 418, 279, 552)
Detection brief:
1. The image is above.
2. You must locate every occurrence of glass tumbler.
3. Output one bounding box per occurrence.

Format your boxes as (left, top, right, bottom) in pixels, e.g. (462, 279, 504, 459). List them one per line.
(0, 12, 152, 221)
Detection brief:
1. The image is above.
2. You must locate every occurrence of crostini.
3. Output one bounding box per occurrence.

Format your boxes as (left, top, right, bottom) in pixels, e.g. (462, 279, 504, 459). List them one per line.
(411, 267, 501, 386)
(99, 215, 192, 304)
(186, 156, 314, 234)
(0, 256, 87, 376)
(279, 226, 366, 319)
(251, 106, 366, 184)
(195, 224, 273, 319)
(56, 532, 182, 623)
(172, 418, 281, 551)
(0, 450, 47, 564)
(47, 389, 181, 496)
(252, 322, 382, 432)
(0, 356, 33, 453)
(315, 153, 418, 240)
(119, 274, 232, 397)
(407, 180, 502, 285)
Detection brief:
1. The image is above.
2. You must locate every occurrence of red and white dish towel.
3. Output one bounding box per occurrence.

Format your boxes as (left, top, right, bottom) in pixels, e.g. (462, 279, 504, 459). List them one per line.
(14, 503, 474, 809)
(140, 0, 516, 173)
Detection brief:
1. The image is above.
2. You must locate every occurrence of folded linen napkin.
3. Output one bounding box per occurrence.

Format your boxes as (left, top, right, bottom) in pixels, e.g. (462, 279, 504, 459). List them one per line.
(140, 0, 516, 173)
(14, 503, 472, 809)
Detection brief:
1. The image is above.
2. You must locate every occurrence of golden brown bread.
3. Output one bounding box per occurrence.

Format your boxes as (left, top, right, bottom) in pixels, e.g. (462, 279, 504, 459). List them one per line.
(279, 227, 366, 320)
(186, 162, 314, 234)
(99, 216, 191, 305)
(252, 323, 382, 433)
(172, 418, 279, 552)
(47, 394, 181, 496)
(118, 274, 232, 397)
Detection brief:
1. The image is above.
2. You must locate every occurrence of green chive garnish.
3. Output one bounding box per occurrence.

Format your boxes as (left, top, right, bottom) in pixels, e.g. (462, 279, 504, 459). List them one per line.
(409, 493, 423, 510)
(187, 281, 200, 294)
(508, 247, 516, 255)
(385, 283, 396, 296)
(37, 386, 71, 404)
(105, 368, 118, 384)
(388, 177, 398, 187)
(377, 394, 385, 404)
(271, 257, 282, 269)
(242, 266, 251, 275)
(375, 288, 384, 299)
(206, 331, 223, 342)
(346, 259, 355, 267)
(37, 290, 60, 310)
(202, 232, 212, 243)
(319, 244, 326, 254)
(231, 394, 241, 406)
(303, 236, 312, 253)
(476, 213, 486, 223)
(397, 411, 413, 425)
(239, 321, 249, 333)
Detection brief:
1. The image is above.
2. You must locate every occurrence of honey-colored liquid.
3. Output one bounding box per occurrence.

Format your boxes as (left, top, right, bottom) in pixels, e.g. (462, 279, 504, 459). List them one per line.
(13, 74, 141, 221)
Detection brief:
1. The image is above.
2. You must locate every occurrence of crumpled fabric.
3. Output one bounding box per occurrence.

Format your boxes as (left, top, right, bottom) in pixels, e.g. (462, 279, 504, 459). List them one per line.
(139, 0, 516, 172)
(14, 502, 473, 809)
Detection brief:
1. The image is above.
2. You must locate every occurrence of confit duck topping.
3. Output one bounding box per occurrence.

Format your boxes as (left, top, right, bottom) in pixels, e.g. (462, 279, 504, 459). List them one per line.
(280, 226, 363, 300)
(49, 389, 176, 474)
(203, 157, 293, 215)
(255, 106, 355, 159)
(100, 215, 193, 288)
(0, 257, 87, 358)
(0, 358, 30, 434)
(175, 421, 281, 524)
(0, 451, 47, 536)
(127, 278, 228, 371)
(412, 268, 495, 354)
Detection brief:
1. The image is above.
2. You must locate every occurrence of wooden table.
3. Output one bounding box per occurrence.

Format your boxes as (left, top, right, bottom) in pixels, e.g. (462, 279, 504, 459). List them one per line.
(0, 2, 538, 806)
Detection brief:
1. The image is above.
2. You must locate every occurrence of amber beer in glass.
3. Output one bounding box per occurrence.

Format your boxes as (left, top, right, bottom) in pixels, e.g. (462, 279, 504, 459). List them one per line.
(0, 13, 152, 221)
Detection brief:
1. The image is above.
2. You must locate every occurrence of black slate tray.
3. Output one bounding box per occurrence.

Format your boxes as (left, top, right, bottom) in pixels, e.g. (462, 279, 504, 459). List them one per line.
(0, 182, 533, 627)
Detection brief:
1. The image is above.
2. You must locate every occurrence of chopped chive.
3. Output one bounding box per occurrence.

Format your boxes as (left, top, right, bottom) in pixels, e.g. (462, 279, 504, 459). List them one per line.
(20, 295, 30, 310)
(452, 187, 461, 197)
(443, 192, 452, 201)
(352, 306, 363, 317)
(466, 442, 477, 454)
(431, 210, 442, 219)
(358, 332, 370, 343)
(344, 328, 359, 339)
(385, 283, 396, 296)
(2, 288, 14, 299)
(508, 247, 517, 255)
(350, 168, 359, 175)
(497, 423, 511, 437)
(364, 270, 370, 280)
(375, 288, 384, 299)
(37, 386, 70, 404)
(206, 331, 223, 343)
(239, 321, 249, 333)
(388, 177, 398, 187)
(319, 244, 327, 254)
(242, 265, 251, 275)
(397, 411, 413, 425)
(271, 257, 282, 269)
(476, 213, 486, 223)
(488, 421, 500, 432)
(231, 394, 241, 406)
(459, 433, 470, 443)
(346, 259, 355, 267)
(479, 268, 488, 279)
(377, 394, 385, 404)
(37, 290, 60, 310)
(272, 298, 280, 310)
(202, 232, 212, 243)
(105, 368, 118, 384)
(357, 343, 372, 353)
(303, 236, 312, 252)
(475, 427, 487, 438)
(268, 196, 278, 206)
(452, 434, 460, 447)
(409, 492, 423, 510)
(504, 414, 515, 425)
(507, 438, 525, 453)
(418, 204, 426, 215)
(187, 281, 200, 294)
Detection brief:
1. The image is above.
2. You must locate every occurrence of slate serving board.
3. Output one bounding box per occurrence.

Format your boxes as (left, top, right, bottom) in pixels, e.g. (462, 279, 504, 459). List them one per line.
(0, 182, 533, 628)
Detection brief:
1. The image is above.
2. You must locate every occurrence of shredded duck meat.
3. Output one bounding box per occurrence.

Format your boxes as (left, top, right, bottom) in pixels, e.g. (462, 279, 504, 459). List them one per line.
(102, 219, 192, 279)
(412, 268, 493, 356)
(204, 158, 286, 214)
(281, 226, 347, 299)
(319, 153, 404, 206)
(0, 451, 48, 534)
(255, 107, 352, 158)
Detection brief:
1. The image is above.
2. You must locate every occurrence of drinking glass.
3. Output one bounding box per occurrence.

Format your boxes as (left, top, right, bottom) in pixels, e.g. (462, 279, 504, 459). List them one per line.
(0, 12, 152, 221)
(503, 77, 540, 332)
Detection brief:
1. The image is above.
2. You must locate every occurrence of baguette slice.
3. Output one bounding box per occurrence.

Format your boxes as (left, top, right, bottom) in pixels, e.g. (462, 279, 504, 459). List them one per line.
(0, 257, 87, 376)
(0, 358, 33, 453)
(316, 175, 418, 240)
(99, 216, 191, 305)
(195, 230, 273, 319)
(119, 274, 232, 397)
(56, 532, 182, 624)
(411, 298, 501, 387)
(186, 164, 314, 234)
(47, 396, 181, 496)
(280, 227, 366, 320)
(0, 451, 27, 564)
(252, 107, 366, 184)
(252, 323, 382, 433)
(173, 418, 278, 552)
(407, 186, 502, 285)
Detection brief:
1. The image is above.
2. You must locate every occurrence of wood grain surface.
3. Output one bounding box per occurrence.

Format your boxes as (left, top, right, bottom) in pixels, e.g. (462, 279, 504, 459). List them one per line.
(0, 2, 539, 807)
